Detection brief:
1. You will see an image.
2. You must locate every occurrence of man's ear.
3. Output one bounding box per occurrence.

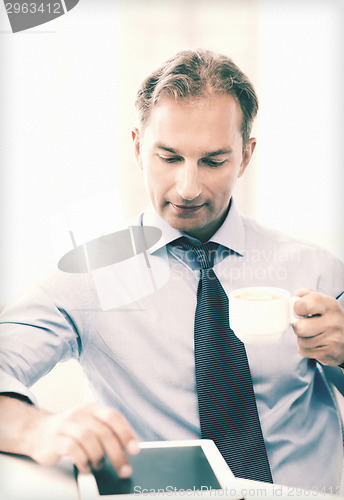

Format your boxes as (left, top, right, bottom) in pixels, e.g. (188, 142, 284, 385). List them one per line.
(239, 137, 256, 178)
(132, 127, 143, 170)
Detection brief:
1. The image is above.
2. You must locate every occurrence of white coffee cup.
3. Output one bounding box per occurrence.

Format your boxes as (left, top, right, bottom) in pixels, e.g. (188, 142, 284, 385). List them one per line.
(228, 286, 300, 344)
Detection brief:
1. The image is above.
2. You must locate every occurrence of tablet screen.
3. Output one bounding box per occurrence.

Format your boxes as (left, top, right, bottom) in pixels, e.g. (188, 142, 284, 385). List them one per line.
(93, 445, 222, 495)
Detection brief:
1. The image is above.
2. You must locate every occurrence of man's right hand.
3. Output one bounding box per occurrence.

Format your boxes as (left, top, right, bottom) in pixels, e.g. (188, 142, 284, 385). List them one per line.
(0, 397, 140, 477)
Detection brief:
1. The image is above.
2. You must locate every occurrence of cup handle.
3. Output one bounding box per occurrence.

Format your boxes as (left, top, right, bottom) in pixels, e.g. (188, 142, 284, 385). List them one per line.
(289, 296, 301, 324)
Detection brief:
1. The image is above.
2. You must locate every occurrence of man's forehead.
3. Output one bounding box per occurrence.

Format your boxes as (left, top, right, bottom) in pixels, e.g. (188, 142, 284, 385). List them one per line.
(141, 93, 243, 145)
(144, 95, 238, 130)
(151, 93, 240, 115)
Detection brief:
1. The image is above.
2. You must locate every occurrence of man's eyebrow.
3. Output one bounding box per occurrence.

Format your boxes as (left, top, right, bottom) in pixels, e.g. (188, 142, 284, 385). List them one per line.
(155, 145, 233, 156)
(203, 149, 233, 157)
(156, 144, 180, 155)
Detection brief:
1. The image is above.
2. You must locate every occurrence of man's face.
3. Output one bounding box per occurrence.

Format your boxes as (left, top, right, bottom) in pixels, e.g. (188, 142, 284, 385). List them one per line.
(132, 93, 256, 242)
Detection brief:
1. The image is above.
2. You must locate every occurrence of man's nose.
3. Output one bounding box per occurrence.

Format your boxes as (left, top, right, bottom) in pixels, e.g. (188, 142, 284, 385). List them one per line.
(176, 161, 202, 201)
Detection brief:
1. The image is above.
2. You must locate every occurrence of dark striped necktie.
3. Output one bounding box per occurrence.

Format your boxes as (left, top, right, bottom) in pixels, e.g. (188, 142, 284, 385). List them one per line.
(175, 237, 273, 483)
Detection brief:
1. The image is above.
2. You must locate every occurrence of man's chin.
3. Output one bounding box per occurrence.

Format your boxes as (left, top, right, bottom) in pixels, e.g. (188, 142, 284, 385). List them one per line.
(164, 214, 205, 236)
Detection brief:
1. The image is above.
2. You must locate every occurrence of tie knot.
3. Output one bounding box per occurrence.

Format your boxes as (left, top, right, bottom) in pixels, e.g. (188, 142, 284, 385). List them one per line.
(173, 237, 218, 269)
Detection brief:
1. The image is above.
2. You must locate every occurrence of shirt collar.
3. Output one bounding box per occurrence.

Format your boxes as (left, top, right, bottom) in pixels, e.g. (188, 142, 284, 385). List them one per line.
(141, 199, 245, 256)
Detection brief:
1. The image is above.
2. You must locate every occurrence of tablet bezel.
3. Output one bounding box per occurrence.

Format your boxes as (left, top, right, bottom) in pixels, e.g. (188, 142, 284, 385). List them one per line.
(77, 439, 240, 499)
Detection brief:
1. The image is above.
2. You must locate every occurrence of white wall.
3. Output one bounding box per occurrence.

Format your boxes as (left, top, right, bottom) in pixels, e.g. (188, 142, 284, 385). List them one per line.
(1, 0, 343, 410)
(256, 0, 343, 259)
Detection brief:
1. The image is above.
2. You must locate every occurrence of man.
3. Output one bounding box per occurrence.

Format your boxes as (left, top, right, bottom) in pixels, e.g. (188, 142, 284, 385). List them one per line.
(0, 49, 343, 492)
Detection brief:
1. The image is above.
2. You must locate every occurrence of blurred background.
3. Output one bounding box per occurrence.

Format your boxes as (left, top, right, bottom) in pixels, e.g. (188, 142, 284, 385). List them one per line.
(1, 0, 343, 409)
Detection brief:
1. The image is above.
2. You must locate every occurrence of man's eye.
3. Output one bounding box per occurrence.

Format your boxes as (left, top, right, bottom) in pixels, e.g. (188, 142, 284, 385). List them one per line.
(203, 159, 226, 168)
(159, 156, 182, 163)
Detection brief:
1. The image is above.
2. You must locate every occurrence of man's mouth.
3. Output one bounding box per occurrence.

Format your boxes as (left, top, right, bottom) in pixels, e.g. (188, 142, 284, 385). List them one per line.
(170, 203, 205, 214)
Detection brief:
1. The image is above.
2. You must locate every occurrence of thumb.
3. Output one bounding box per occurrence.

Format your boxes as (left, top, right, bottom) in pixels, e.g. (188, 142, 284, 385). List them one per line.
(294, 288, 315, 298)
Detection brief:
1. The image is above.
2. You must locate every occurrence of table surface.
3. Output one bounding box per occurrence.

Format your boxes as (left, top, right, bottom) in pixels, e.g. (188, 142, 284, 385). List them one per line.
(1, 452, 342, 500)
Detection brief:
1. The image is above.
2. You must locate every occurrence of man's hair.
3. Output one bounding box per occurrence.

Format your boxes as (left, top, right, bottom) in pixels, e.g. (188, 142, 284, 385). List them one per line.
(135, 49, 258, 150)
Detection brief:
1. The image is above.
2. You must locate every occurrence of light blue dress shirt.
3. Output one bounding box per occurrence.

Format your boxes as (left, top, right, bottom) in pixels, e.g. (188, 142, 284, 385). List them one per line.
(0, 200, 343, 493)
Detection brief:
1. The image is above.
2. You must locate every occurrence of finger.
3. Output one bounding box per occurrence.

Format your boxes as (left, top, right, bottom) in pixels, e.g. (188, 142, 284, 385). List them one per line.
(60, 416, 133, 477)
(297, 344, 323, 359)
(293, 292, 327, 317)
(54, 404, 140, 477)
(63, 424, 105, 471)
(297, 333, 326, 350)
(94, 410, 140, 478)
(296, 328, 344, 364)
(98, 428, 134, 478)
(297, 343, 340, 365)
(75, 406, 139, 477)
(93, 407, 140, 456)
(57, 435, 92, 473)
(294, 288, 314, 298)
(65, 415, 137, 475)
(293, 316, 327, 338)
(54, 411, 107, 470)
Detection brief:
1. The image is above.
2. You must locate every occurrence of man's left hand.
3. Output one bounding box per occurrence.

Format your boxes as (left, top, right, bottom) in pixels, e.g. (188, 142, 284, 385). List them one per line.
(292, 288, 344, 366)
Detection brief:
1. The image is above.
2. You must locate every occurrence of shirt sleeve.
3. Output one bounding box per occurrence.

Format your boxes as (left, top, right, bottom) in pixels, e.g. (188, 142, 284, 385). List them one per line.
(316, 247, 344, 308)
(0, 270, 89, 403)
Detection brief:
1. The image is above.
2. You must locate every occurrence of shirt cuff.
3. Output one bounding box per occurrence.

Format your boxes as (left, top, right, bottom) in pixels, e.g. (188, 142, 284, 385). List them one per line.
(0, 369, 38, 405)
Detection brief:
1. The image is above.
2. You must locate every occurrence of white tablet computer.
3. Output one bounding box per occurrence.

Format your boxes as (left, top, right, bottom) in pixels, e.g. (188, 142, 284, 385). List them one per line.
(77, 439, 243, 499)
